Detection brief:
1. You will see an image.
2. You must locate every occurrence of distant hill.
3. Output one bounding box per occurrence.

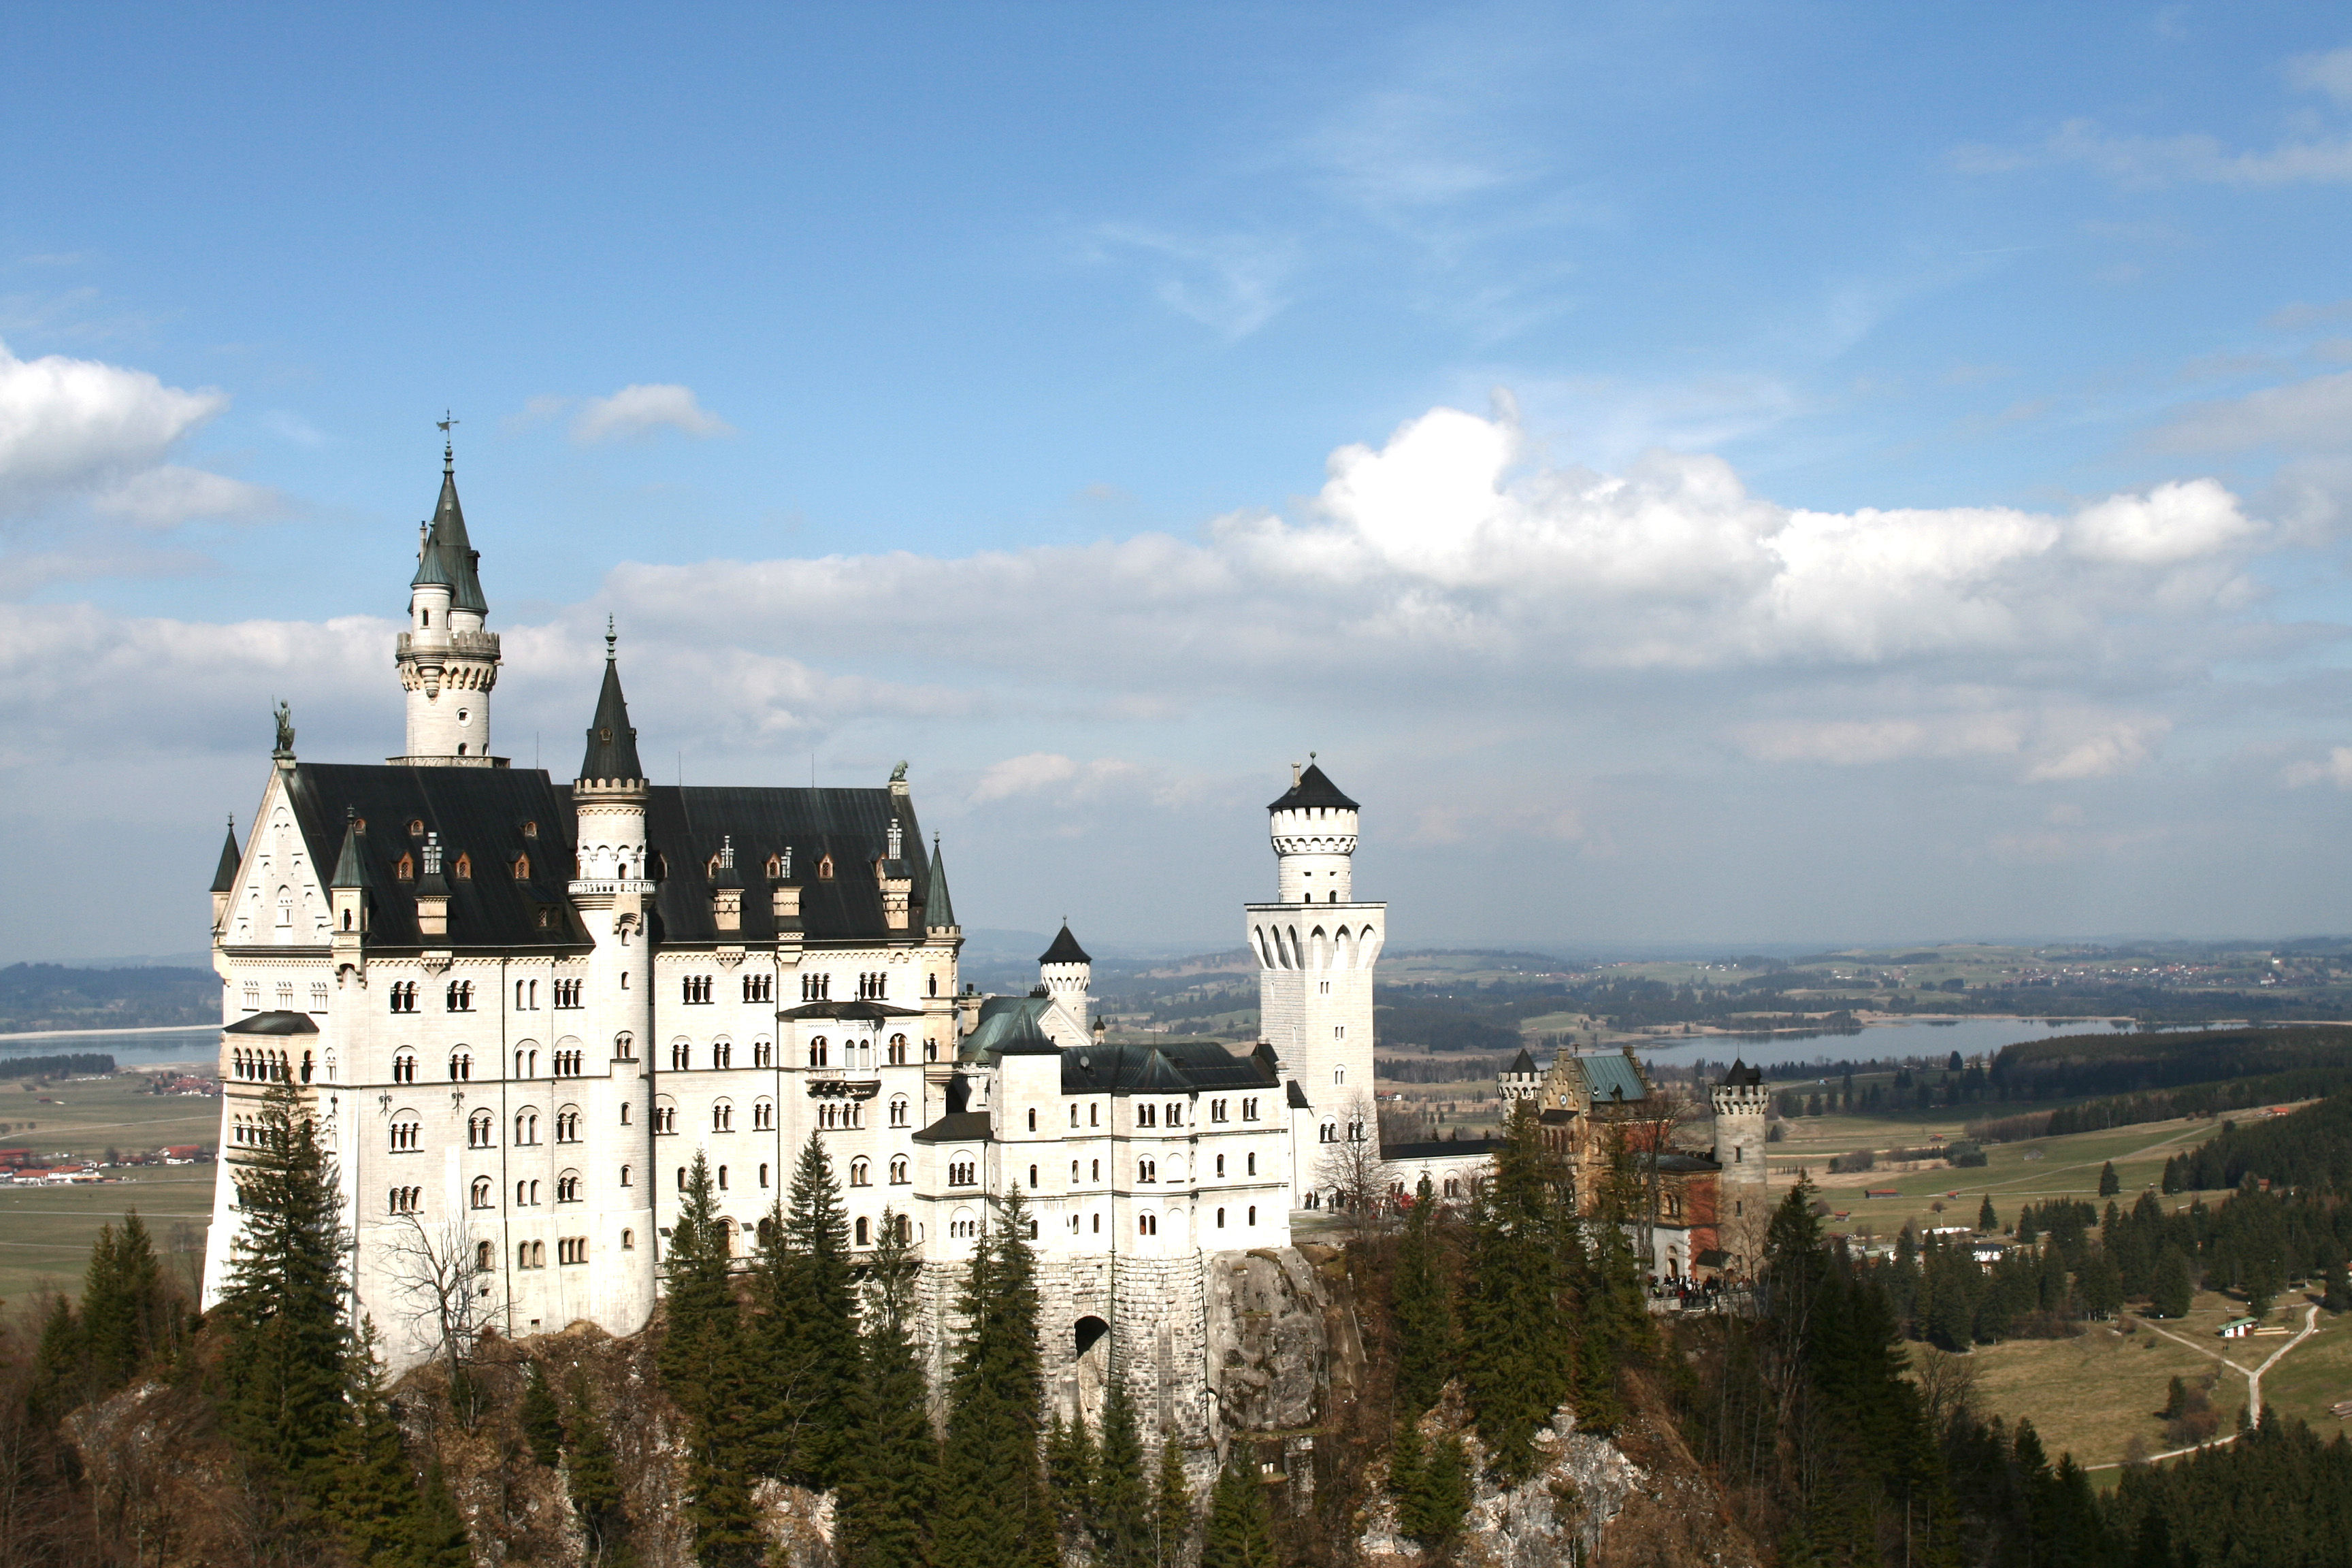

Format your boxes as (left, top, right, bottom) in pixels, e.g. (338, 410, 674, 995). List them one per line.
(0, 964, 218, 1034)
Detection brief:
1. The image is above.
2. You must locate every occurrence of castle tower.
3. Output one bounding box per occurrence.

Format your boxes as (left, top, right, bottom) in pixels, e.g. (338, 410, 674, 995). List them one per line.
(393, 440, 502, 765)
(570, 626, 656, 1058)
(1039, 922, 1091, 1034)
(1247, 761, 1383, 1179)
(1712, 1060, 1771, 1270)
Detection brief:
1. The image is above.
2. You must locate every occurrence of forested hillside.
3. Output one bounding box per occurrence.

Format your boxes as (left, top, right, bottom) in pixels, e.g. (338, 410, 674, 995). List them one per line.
(0, 965, 217, 1034)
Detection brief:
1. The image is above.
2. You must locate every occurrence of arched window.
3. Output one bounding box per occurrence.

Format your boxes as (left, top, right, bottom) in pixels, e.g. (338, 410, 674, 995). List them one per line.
(614, 1032, 635, 1060)
(389, 1115, 421, 1152)
(472, 1177, 493, 1209)
(808, 1036, 828, 1068)
(888, 1033, 908, 1065)
(1334, 1064, 1345, 1086)
(1139, 1213, 1158, 1236)
(621, 1228, 634, 1250)
(678, 1166, 689, 1191)
(476, 1239, 495, 1270)
(468, 1110, 494, 1148)
(713, 1039, 732, 1068)
(1027, 1108, 1036, 1132)
(557, 1172, 581, 1203)
(1217, 1207, 1226, 1228)
(712, 1100, 733, 1132)
(671, 1040, 690, 1070)
(619, 1164, 632, 1187)
(392, 1051, 416, 1084)
(1215, 1154, 1225, 1178)
(556, 1107, 580, 1142)
(514, 1109, 539, 1145)
(448, 1049, 471, 1081)
(850, 1158, 870, 1187)
(890, 1096, 909, 1128)
(890, 1156, 909, 1184)
(1029, 1164, 1039, 1188)
(760, 1162, 770, 1188)
(514, 1047, 538, 1077)
(753, 1039, 774, 1067)
(1247, 1205, 1257, 1226)
(753, 1098, 774, 1130)
(1137, 1158, 1156, 1183)
(855, 1216, 870, 1247)
(717, 1164, 730, 1191)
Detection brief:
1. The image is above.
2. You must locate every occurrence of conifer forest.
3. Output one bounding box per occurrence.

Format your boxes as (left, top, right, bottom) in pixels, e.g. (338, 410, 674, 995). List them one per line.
(7, 1085, 2352, 1567)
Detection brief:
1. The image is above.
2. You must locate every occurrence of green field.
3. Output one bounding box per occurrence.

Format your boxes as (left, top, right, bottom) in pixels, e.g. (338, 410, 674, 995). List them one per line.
(0, 1068, 218, 1309)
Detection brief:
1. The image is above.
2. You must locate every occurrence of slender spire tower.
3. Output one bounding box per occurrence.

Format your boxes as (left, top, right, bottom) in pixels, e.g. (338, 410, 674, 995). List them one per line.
(393, 424, 503, 765)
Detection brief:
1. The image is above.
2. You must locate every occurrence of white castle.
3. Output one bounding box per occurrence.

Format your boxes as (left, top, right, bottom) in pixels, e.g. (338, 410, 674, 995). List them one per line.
(200, 446, 1476, 1437)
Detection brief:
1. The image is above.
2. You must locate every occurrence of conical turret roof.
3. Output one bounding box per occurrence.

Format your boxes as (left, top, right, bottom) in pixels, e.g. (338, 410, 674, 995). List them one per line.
(331, 808, 371, 889)
(926, 836, 957, 929)
(578, 645, 646, 782)
(1269, 760, 1358, 812)
(408, 451, 488, 612)
(1040, 922, 1090, 966)
(211, 819, 242, 893)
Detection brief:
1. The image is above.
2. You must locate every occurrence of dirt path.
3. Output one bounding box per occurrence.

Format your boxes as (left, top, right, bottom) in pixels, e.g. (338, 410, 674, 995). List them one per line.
(2085, 1304, 2321, 1469)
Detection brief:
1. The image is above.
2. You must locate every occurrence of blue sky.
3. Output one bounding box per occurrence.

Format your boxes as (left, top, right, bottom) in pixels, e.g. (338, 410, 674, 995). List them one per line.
(7, 3, 2352, 961)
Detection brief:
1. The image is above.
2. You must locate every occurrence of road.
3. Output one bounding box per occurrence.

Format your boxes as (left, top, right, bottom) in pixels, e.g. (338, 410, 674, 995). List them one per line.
(2085, 1303, 2321, 1469)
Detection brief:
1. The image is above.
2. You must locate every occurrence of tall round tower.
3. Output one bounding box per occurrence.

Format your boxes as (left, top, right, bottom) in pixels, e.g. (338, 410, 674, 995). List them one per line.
(1711, 1060, 1771, 1273)
(1039, 922, 1092, 1034)
(394, 440, 502, 765)
(1269, 759, 1358, 904)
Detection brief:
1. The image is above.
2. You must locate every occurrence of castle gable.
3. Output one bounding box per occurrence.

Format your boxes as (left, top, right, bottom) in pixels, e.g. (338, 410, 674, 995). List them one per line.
(223, 769, 332, 949)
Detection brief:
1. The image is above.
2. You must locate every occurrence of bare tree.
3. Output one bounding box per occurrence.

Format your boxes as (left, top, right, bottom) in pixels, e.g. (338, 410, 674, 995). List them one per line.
(1313, 1092, 1394, 1243)
(382, 1214, 494, 1424)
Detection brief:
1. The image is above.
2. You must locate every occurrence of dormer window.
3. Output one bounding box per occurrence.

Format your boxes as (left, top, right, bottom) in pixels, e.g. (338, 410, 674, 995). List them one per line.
(408, 819, 424, 836)
(454, 853, 472, 879)
(817, 854, 834, 881)
(522, 819, 538, 838)
(396, 855, 414, 882)
(766, 853, 784, 878)
(512, 854, 530, 880)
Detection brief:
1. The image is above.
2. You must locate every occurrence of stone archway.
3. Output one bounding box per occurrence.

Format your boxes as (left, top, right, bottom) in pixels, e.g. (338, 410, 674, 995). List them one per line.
(1073, 1316, 1112, 1426)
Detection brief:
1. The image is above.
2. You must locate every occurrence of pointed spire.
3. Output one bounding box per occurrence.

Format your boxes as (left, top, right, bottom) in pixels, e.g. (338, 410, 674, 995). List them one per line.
(578, 630, 646, 783)
(926, 834, 957, 930)
(408, 425, 487, 612)
(331, 806, 371, 889)
(211, 815, 242, 893)
(1040, 921, 1090, 966)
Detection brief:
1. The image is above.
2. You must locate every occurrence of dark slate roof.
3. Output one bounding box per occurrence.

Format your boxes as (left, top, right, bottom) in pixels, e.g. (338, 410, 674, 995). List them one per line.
(779, 1000, 922, 1022)
(1538, 1107, 1576, 1125)
(430, 461, 487, 613)
(963, 996, 1059, 1061)
(1287, 1081, 1311, 1109)
(1507, 1047, 1538, 1075)
(1056, 1039, 1278, 1096)
(647, 785, 923, 945)
(1581, 1053, 1649, 1105)
(1654, 1152, 1721, 1174)
(225, 1011, 318, 1035)
(1720, 1058, 1763, 1088)
(1039, 923, 1090, 966)
(912, 1110, 992, 1144)
(926, 838, 956, 928)
(212, 820, 242, 894)
(276, 764, 586, 951)
(1268, 761, 1358, 813)
(579, 656, 645, 783)
(1383, 1136, 1505, 1163)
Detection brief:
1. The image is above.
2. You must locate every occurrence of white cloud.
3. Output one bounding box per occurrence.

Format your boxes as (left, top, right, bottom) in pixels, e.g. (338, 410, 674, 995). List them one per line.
(1733, 705, 2169, 783)
(2287, 46, 2352, 105)
(570, 384, 734, 445)
(2284, 747, 2352, 789)
(1088, 227, 1296, 340)
(90, 464, 281, 528)
(1958, 117, 2352, 189)
(0, 339, 226, 517)
(2069, 478, 2253, 563)
(2152, 370, 2352, 453)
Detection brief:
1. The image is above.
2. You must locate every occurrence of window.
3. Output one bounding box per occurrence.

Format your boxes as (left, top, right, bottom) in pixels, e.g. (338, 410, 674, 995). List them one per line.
(513, 853, 531, 880)
(1243, 1096, 1260, 1122)
(557, 1173, 581, 1203)
(448, 1049, 472, 1081)
(554, 1047, 582, 1076)
(554, 979, 583, 1008)
(476, 1240, 495, 1270)
(1215, 1154, 1225, 1178)
(1334, 1064, 1345, 1085)
(1166, 1102, 1183, 1127)
(514, 1047, 538, 1077)
(683, 975, 713, 1004)
(1444, 1177, 1460, 1198)
(817, 854, 834, 880)
(454, 853, 472, 879)
(858, 972, 886, 1000)
(850, 1158, 870, 1187)
(392, 1051, 416, 1084)
(518, 1241, 545, 1269)
(889, 1097, 909, 1128)
(1139, 1213, 1158, 1236)
(926, 1038, 939, 1063)
(890, 1156, 909, 1185)
(517, 1179, 540, 1205)
(672, 1041, 690, 1070)
(389, 981, 416, 1013)
(1092, 1159, 1100, 1181)
(808, 1036, 829, 1068)
(309, 981, 328, 1012)
(471, 1177, 493, 1209)
(621, 1229, 634, 1250)
(514, 1110, 540, 1145)
(1211, 1098, 1228, 1123)
(717, 1165, 729, 1190)
(1137, 1104, 1156, 1128)
(613, 1031, 634, 1060)
(389, 1116, 421, 1152)
(929, 973, 938, 996)
(274, 981, 294, 1011)
(620, 1103, 632, 1125)
(1247, 1152, 1257, 1176)
(1216, 1207, 1225, 1228)
(760, 1162, 770, 1188)
(712, 1040, 732, 1068)
(1247, 1205, 1257, 1226)
(446, 981, 474, 1011)
(1137, 1158, 1157, 1183)
(753, 1039, 774, 1067)
(1320, 1122, 1336, 1144)
(1027, 1108, 1037, 1132)
(678, 1167, 689, 1191)
(753, 1098, 774, 1130)
(817, 1101, 864, 1130)
(242, 981, 261, 1012)
(556, 1108, 581, 1142)
(1072, 1159, 1081, 1181)
(468, 1111, 494, 1149)
(713, 1101, 733, 1132)
(396, 854, 414, 882)
(800, 973, 832, 1001)
(949, 1160, 977, 1186)
(888, 1033, 908, 1065)
(654, 1104, 676, 1134)
(559, 1237, 587, 1264)
(743, 974, 772, 1004)
(620, 1164, 632, 1187)
(1090, 1103, 1099, 1127)
(949, 1215, 978, 1239)
(855, 1216, 869, 1247)
(1320, 980, 1330, 994)
(388, 1186, 421, 1215)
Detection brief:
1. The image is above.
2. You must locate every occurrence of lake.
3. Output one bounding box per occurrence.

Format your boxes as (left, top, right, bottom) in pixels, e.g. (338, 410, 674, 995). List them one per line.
(0, 1026, 219, 1070)
(1627, 1015, 2148, 1073)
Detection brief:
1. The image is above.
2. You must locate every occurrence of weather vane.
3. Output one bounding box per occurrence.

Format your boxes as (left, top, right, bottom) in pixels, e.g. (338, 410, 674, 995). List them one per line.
(438, 410, 459, 468)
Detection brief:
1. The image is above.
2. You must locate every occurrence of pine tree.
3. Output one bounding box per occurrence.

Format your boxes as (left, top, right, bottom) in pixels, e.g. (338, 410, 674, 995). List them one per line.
(1399, 1433, 1469, 1548)
(1094, 1377, 1150, 1568)
(520, 1358, 565, 1467)
(1385, 1415, 1424, 1529)
(564, 1369, 632, 1566)
(755, 1133, 860, 1487)
(1978, 1194, 1997, 1233)
(932, 1185, 1054, 1568)
(1460, 1100, 1572, 1483)
(837, 1207, 935, 1568)
(1392, 1173, 1456, 1414)
(329, 1324, 433, 1567)
(658, 1151, 763, 1568)
(216, 1079, 353, 1507)
(1199, 1452, 1279, 1568)
(2100, 1161, 2122, 1198)
(2323, 1262, 2352, 1313)
(2152, 1245, 2195, 1319)
(1047, 1411, 1096, 1537)
(1152, 1433, 1193, 1568)
(410, 1458, 473, 1568)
